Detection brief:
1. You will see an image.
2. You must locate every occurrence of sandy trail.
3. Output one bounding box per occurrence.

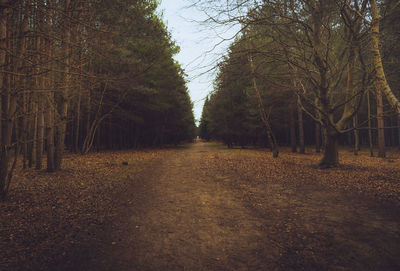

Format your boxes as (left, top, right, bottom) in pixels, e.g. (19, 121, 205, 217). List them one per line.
(87, 142, 400, 271)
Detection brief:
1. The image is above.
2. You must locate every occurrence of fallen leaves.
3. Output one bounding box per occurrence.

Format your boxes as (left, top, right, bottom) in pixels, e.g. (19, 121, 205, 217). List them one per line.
(0, 149, 169, 270)
(202, 147, 400, 203)
(1, 144, 399, 270)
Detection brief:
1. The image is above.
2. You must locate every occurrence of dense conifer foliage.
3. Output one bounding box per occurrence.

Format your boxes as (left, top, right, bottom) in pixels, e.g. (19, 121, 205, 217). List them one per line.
(0, 0, 195, 199)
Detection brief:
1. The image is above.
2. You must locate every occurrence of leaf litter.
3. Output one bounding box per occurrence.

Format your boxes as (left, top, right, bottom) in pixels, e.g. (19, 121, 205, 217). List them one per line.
(0, 149, 169, 270)
(0, 144, 400, 270)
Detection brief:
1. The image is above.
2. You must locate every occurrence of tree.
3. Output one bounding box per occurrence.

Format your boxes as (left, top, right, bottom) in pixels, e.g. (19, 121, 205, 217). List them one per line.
(199, 97, 211, 141)
(0, 0, 195, 200)
(368, 0, 400, 115)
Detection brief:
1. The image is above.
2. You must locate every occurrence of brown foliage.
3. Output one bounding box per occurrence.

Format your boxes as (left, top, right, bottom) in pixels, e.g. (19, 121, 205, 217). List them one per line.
(0, 145, 399, 269)
(203, 147, 400, 203)
(0, 150, 168, 270)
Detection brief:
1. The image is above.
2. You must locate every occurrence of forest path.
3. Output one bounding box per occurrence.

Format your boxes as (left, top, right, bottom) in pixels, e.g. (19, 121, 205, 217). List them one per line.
(89, 142, 400, 271)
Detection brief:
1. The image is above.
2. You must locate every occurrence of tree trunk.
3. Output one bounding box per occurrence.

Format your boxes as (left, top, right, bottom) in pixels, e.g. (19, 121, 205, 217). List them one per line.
(297, 103, 305, 154)
(367, 90, 374, 156)
(74, 91, 81, 153)
(82, 86, 91, 153)
(18, 2, 29, 169)
(36, 98, 44, 170)
(29, 101, 38, 168)
(370, 0, 400, 116)
(35, 35, 44, 170)
(376, 88, 386, 158)
(347, 41, 359, 156)
(46, 92, 55, 172)
(353, 114, 359, 155)
(0, 4, 18, 199)
(289, 106, 297, 152)
(248, 53, 278, 158)
(315, 122, 321, 153)
(44, 34, 55, 172)
(0, 4, 8, 199)
(55, 0, 71, 170)
(319, 128, 339, 168)
(390, 116, 395, 147)
(397, 89, 400, 149)
(22, 91, 28, 169)
(398, 115, 400, 150)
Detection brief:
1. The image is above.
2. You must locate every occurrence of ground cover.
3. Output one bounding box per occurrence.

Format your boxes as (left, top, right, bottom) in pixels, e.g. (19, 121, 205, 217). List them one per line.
(0, 142, 399, 270)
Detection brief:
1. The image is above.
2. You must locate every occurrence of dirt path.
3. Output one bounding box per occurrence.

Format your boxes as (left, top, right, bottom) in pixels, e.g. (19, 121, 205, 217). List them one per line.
(87, 142, 400, 270)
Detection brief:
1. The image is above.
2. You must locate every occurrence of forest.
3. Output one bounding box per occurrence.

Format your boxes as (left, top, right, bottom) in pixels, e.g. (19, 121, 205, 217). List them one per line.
(0, 0, 196, 199)
(199, 0, 400, 167)
(1, 0, 400, 270)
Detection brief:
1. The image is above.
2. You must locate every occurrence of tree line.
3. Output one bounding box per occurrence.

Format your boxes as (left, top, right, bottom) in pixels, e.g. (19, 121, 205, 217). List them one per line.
(199, 0, 400, 167)
(0, 0, 196, 200)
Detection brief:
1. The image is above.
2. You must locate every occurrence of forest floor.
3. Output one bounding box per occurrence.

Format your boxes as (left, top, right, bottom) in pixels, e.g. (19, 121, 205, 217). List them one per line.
(1, 141, 400, 270)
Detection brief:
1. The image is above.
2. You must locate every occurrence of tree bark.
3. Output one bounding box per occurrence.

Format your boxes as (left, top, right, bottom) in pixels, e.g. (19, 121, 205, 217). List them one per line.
(376, 88, 386, 158)
(297, 103, 305, 154)
(22, 91, 28, 169)
(367, 90, 374, 156)
(289, 106, 297, 152)
(55, 0, 71, 170)
(18, 1, 29, 169)
(29, 100, 38, 168)
(35, 35, 44, 170)
(0, 5, 9, 199)
(46, 92, 55, 172)
(42, 5, 55, 172)
(0, 4, 18, 199)
(398, 115, 400, 150)
(353, 114, 359, 155)
(397, 90, 400, 150)
(315, 122, 321, 153)
(36, 98, 44, 170)
(83, 88, 91, 152)
(370, 0, 400, 116)
(248, 53, 278, 158)
(319, 128, 339, 168)
(74, 90, 81, 153)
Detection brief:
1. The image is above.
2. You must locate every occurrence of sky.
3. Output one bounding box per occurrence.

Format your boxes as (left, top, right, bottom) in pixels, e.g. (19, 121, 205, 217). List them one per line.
(158, 0, 240, 124)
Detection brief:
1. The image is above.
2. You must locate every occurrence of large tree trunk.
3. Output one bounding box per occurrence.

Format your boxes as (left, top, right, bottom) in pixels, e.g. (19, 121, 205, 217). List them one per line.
(370, 0, 400, 116)
(319, 128, 339, 168)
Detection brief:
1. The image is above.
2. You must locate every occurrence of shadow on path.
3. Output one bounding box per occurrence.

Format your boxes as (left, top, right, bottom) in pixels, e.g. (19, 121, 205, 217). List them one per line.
(82, 142, 400, 271)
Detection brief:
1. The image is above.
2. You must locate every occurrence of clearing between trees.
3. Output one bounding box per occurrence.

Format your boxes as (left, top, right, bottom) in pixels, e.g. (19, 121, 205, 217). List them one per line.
(1, 141, 400, 270)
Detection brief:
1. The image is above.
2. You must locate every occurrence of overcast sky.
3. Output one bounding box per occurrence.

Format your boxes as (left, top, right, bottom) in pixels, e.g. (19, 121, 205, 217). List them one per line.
(158, 0, 240, 124)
